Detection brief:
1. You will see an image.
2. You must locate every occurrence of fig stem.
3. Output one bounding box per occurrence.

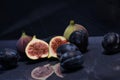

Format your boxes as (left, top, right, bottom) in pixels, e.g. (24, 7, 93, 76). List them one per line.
(33, 35, 36, 39)
(69, 20, 75, 26)
(22, 32, 26, 37)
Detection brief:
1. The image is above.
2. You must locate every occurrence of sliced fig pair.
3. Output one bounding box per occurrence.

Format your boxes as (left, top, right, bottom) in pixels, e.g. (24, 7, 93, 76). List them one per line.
(25, 35, 68, 60)
(31, 63, 63, 80)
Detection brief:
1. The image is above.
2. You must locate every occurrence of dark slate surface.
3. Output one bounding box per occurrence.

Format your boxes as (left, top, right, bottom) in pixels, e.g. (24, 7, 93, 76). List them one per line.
(0, 37, 120, 80)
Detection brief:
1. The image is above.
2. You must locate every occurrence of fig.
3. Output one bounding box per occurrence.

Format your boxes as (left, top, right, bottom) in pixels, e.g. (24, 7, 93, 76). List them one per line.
(57, 43, 79, 58)
(48, 36, 68, 58)
(16, 32, 32, 53)
(60, 51, 84, 70)
(0, 48, 19, 69)
(52, 63, 64, 78)
(69, 30, 88, 52)
(25, 36, 49, 60)
(102, 32, 120, 53)
(31, 64, 54, 80)
(63, 20, 88, 40)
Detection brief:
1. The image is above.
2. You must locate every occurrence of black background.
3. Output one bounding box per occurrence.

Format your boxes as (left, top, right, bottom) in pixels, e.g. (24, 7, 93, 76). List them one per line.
(0, 0, 120, 40)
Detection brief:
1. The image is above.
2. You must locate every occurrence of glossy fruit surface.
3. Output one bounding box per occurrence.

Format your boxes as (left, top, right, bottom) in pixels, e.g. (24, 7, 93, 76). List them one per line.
(102, 32, 120, 53)
(0, 48, 19, 69)
(57, 43, 79, 58)
(25, 36, 49, 60)
(60, 51, 84, 70)
(48, 36, 68, 58)
(69, 30, 88, 52)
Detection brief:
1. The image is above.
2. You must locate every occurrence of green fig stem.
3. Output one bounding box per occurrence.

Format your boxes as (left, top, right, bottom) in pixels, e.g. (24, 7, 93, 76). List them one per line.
(33, 35, 36, 39)
(22, 32, 27, 37)
(69, 20, 75, 26)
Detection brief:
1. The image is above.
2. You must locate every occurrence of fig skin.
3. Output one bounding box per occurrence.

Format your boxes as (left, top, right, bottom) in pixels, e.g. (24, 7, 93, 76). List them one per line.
(60, 50, 84, 70)
(56, 43, 79, 58)
(16, 32, 32, 53)
(0, 48, 19, 69)
(25, 36, 49, 60)
(69, 30, 88, 53)
(102, 32, 120, 53)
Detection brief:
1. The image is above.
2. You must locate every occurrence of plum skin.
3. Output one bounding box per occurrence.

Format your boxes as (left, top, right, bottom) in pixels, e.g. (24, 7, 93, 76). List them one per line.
(69, 30, 88, 53)
(0, 48, 19, 69)
(56, 43, 79, 58)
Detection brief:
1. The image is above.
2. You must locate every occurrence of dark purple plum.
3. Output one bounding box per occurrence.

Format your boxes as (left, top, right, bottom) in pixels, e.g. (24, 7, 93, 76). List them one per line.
(60, 50, 84, 70)
(102, 32, 120, 54)
(69, 30, 88, 53)
(0, 48, 19, 69)
(56, 43, 79, 58)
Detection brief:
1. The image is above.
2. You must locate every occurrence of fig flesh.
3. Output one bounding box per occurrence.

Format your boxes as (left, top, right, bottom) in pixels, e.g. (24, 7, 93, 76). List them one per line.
(63, 20, 88, 40)
(57, 43, 79, 58)
(0, 48, 19, 69)
(48, 36, 68, 58)
(16, 32, 32, 53)
(25, 36, 49, 60)
(102, 32, 120, 53)
(31, 64, 54, 80)
(69, 30, 88, 52)
(52, 63, 64, 78)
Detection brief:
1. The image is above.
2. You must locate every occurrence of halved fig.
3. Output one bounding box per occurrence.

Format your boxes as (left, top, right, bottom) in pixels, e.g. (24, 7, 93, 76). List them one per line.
(31, 64, 54, 80)
(25, 36, 49, 60)
(52, 63, 64, 78)
(48, 36, 68, 58)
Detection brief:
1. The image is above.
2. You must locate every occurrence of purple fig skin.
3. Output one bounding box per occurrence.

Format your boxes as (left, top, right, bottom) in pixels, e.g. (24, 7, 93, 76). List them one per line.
(16, 32, 32, 53)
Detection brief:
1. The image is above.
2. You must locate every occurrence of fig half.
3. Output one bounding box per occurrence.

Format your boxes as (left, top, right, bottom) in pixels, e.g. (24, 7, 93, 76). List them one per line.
(25, 36, 49, 60)
(48, 36, 68, 58)
(52, 63, 64, 78)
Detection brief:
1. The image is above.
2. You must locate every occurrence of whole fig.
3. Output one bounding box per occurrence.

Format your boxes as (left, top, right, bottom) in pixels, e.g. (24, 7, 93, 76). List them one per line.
(63, 20, 88, 40)
(16, 32, 32, 55)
